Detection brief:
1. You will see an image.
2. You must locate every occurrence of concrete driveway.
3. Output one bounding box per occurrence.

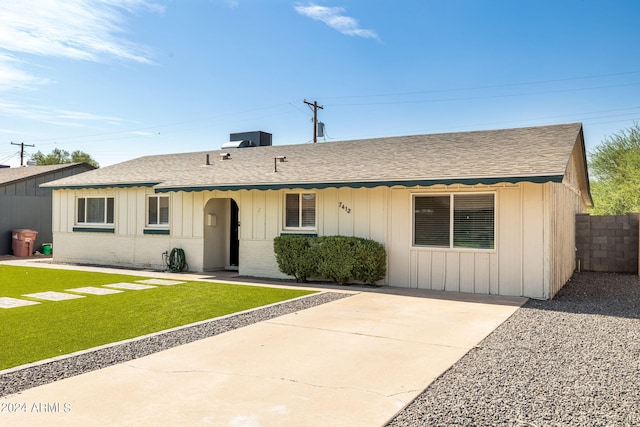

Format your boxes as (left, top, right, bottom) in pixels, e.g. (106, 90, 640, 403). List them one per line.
(1, 261, 525, 426)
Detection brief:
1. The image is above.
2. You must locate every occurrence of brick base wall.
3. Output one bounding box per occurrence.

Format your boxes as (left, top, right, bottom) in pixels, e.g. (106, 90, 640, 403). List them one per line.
(575, 213, 639, 273)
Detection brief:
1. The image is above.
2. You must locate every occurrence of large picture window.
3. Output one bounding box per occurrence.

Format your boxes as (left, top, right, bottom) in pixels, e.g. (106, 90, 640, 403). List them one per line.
(77, 197, 114, 225)
(148, 195, 169, 226)
(285, 193, 316, 229)
(413, 193, 495, 249)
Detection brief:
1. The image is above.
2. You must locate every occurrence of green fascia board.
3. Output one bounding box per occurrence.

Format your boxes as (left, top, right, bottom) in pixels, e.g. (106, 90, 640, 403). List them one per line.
(45, 182, 160, 190)
(154, 175, 564, 193)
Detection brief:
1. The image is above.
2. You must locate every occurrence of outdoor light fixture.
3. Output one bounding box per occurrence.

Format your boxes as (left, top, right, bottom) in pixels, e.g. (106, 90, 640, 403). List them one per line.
(274, 156, 287, 172)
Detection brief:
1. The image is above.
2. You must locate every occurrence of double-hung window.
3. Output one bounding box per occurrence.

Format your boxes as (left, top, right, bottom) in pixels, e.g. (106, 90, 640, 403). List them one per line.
(285, 193, 316, 230)
(77, 196, 114, 225)
(147, 195, 169, 226)
(413, 193, 495, 249)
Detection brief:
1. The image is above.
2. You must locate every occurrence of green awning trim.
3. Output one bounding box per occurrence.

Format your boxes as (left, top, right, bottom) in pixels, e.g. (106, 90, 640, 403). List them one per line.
(45, 175, 564, 193)
(44, 182, 160, 190)
(153, 175, 564, 193)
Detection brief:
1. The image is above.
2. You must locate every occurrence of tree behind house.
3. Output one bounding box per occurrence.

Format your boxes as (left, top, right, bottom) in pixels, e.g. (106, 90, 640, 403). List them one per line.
(31, 148, 99, 168)
(589, 123, 640, 215)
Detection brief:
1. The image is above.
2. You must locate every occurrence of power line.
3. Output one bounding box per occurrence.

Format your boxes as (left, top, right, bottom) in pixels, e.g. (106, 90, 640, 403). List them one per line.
(321, 70, 640, 100)
(326, 82, 640, 107)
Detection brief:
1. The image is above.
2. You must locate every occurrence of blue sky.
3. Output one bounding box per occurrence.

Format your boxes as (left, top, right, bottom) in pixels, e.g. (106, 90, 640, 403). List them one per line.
(1, 0, 640, 167)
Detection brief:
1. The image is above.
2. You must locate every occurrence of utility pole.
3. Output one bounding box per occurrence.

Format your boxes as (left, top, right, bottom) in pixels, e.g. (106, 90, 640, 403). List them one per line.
(304, 99, 324, 143)
(11, 142, 35, 166)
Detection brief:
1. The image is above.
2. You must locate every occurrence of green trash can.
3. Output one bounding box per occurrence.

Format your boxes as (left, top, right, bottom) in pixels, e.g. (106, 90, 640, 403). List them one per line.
(42, 243, 52, 255)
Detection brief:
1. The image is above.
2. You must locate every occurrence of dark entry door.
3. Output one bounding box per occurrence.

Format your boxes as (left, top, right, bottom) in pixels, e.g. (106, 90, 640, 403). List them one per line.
(229, 199, 239, 267)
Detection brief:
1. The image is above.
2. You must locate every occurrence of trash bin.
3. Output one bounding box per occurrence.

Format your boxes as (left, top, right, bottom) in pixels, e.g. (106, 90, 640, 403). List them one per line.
(12, 229, 38, 257)
(42, 243, 52, 255)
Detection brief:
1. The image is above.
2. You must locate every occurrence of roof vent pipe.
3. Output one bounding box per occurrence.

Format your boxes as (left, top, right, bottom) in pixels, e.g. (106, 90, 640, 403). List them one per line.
(206, 154, 210, 165)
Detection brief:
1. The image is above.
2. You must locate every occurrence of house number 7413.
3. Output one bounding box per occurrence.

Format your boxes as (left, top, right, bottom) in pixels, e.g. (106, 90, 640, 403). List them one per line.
(338, 202, 351, 214)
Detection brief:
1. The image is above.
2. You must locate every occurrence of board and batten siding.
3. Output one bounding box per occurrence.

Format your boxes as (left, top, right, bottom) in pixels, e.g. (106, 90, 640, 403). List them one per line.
(51, 187, 206, 270)
(388, 183, 552, 298)
(232, 187, 389, 279)
(51, 173, 584, 298)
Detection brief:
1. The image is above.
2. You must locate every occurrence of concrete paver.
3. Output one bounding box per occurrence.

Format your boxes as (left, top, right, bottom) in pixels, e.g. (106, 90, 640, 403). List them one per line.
(66, 287, 123, 295)
(103, 282, 156, 291)
(0, 297, 40, 309)
(0, 258, 526, 426)
(21, 291, 85, 301)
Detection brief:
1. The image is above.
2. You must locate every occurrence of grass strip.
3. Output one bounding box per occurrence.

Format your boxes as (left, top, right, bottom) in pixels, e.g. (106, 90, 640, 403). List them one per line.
(0, 266, 314, 370)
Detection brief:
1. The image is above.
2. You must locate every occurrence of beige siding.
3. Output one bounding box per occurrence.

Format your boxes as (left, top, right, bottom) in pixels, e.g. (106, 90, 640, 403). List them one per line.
(387, 183, 551, 298)
(498, 186, 523, 296)
(522, 183, 545, 297)
(52, 187, 206, 271)
(51, 175, 584, 298)
(546, 182, 579, 298)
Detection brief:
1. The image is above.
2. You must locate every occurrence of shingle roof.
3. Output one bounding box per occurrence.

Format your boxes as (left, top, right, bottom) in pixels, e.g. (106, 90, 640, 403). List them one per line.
(0, 163, 93, 186)
(42, 123, 585, 191)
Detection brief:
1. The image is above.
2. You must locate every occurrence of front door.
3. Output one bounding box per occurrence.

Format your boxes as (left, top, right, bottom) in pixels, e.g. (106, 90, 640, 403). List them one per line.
(229, 199, 239, 267)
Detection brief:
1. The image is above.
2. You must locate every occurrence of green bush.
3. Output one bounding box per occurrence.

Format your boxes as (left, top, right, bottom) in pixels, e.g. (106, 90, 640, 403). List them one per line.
(352, 238, 387, 284)
(316, 236, 357, 285)
(273, 235, 386, 285)
(273, 235, 319, 282)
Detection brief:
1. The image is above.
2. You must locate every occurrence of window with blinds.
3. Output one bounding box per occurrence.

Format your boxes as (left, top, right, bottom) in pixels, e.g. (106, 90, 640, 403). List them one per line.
(413, 193, 495, 250)
(453, 194, 494, 249)
(285, 193, 316, 229)
(414, 195, 450, 246)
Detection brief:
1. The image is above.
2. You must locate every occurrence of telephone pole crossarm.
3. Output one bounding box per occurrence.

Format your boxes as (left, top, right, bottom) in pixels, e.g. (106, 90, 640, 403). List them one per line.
(10, 142, 35, 166)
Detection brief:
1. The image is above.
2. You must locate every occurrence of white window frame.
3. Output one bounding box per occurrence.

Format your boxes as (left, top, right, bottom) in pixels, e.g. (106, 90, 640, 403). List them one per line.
(412, 192, 496, 251)
(76, 196, 115, 226)
(283, 192, 317, 231)
(146, 195, 170, 228)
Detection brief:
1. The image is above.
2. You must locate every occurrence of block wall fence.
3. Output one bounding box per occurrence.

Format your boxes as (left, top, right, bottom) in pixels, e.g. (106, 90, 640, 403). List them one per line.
(575, 213, 639, 274)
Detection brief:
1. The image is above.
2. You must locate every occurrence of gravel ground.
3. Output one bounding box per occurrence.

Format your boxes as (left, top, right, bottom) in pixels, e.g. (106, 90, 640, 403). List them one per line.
(387, 272, 640, 427)
(0, 291, 350, 398)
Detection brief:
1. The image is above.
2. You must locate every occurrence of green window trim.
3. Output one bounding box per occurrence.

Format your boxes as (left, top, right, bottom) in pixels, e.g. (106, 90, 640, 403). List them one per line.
(143, 229, 170, 235)
(72, 227, 115, 233)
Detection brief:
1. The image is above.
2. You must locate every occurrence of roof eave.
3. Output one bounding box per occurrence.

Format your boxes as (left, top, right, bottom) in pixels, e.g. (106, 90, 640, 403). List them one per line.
(43, 181, 160, 190)
(153, 175, 565, 193)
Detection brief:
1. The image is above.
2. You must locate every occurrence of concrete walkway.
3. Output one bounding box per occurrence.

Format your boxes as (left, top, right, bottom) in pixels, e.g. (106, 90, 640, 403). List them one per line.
(0, 259, 526, 426)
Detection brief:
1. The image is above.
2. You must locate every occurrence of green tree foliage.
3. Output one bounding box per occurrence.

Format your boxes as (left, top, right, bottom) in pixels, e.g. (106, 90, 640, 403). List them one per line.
(589, 124, 640, 215)
(31, 148, 99, 168)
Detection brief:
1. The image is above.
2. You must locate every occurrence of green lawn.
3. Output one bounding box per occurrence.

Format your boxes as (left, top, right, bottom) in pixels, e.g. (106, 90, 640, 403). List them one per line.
(0, 266, 314, 370)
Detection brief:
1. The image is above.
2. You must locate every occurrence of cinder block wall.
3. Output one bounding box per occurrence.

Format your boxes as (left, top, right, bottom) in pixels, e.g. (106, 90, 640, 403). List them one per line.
(575, 213, 639, 273)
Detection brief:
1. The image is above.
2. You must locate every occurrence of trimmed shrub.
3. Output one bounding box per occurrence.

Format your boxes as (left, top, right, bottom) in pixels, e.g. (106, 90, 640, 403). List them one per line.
(316, 236, 357, 285)
(273, 235, 386, 285)
(352, 238, 387, 284)
(273, 235, 319, 282)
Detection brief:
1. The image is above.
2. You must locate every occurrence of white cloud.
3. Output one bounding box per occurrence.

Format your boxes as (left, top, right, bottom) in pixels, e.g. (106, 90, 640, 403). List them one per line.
(294, 3, 379, 40)
(0, 54, 51, 91)
(0, 0, 163, 91)
(0, 101, 127, 128)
